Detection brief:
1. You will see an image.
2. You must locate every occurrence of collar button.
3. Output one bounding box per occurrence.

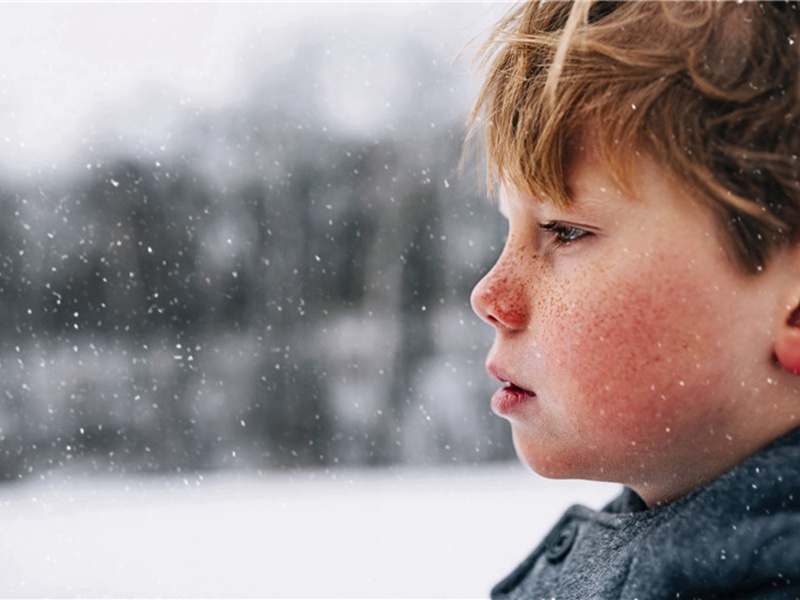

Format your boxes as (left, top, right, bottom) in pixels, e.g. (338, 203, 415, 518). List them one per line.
(546, 521, 578, 563)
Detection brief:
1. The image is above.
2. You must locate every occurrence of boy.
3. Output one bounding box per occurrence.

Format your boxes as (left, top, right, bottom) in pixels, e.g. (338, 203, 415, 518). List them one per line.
(468, 2, 800, 598)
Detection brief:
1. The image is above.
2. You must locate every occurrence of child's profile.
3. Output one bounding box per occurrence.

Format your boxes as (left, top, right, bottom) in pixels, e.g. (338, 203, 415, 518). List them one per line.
(468, 2, 800, 597)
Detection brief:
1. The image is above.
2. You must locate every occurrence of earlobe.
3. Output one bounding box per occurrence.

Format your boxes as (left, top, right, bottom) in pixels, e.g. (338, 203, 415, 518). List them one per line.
(774, 305, 800, 375)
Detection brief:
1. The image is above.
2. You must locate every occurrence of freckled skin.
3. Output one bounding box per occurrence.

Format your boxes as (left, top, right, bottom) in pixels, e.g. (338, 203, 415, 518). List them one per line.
(471, 146, 800, 506)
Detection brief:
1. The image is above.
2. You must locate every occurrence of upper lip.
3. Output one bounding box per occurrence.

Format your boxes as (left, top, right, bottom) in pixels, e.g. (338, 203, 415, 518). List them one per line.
(486, 363, 536, 396)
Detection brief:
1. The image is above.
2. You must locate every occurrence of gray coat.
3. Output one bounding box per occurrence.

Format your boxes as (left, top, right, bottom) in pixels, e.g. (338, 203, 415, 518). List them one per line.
(492, 428, 800, 600)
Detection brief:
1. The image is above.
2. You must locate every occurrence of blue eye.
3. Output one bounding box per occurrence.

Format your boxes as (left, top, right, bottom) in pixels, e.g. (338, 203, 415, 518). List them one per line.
(540, 222, 590, 245)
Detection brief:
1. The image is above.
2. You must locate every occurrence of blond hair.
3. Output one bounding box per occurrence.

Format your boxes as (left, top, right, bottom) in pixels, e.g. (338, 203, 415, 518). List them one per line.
(469, 1, 800, 273)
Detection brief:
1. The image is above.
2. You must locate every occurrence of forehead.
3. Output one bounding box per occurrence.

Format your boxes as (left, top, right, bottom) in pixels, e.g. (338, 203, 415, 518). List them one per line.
(498, 148, 634, 217)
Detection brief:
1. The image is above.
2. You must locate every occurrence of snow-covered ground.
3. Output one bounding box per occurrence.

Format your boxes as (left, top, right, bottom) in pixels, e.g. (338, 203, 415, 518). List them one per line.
(0, 465, 619, 598)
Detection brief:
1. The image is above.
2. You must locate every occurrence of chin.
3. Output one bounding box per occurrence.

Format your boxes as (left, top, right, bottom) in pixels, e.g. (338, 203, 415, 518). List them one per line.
(512, 432, 596, 481)
(514, 435, 567, 479)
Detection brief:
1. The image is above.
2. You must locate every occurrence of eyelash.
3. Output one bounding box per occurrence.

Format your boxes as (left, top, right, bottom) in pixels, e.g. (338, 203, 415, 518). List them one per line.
(539, 221, 591, 246)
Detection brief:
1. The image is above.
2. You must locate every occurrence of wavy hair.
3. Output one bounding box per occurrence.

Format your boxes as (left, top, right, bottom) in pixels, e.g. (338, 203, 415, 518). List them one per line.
(469, 1, 800, 273)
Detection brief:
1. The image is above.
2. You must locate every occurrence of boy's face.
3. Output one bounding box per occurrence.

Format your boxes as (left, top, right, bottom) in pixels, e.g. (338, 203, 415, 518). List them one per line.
(471, 143, 793, 505)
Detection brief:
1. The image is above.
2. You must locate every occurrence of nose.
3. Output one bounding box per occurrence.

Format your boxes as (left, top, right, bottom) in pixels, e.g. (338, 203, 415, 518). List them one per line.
(470, 246, 530, 332)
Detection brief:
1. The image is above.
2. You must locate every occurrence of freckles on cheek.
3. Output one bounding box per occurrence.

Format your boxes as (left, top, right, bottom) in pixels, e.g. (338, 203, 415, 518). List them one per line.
(544, 273, 703, 434)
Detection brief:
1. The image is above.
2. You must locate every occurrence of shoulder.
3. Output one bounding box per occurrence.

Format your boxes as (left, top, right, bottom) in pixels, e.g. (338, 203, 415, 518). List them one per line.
(629, 505, 800, 594)
(626, 430, 800, 597)
(492, 430, 800, 600)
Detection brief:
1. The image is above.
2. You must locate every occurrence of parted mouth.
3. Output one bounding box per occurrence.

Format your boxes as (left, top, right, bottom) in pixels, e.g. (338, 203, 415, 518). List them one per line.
(487, 364, 536, 396)
(504, 382, 536, 397)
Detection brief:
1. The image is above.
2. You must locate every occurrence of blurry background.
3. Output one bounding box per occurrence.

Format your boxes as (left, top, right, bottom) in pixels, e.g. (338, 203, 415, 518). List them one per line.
(0, 3, 619, 597)
(0, 2, 512, 480)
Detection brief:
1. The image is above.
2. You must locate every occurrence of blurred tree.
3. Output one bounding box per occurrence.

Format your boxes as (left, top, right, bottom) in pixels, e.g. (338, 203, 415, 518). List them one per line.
(0, 27, 514, 481)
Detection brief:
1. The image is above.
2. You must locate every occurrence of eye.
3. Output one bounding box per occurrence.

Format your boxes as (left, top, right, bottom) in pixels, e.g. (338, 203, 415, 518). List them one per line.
(539, 221, 591, 246)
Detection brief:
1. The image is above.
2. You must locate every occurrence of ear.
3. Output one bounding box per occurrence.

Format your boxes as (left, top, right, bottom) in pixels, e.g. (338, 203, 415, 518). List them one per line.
(774, 304, 800, 375)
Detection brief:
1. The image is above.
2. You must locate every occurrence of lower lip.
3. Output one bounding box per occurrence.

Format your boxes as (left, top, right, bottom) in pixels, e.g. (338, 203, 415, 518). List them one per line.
(491, 385, 536, 416)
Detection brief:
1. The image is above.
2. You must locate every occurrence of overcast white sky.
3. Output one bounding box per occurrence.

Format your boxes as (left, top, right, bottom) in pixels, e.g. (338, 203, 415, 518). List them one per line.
(0, 2, 508, 174)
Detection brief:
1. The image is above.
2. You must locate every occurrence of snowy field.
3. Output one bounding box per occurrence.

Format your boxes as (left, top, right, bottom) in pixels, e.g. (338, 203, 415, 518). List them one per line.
(0, 465, 619, 598)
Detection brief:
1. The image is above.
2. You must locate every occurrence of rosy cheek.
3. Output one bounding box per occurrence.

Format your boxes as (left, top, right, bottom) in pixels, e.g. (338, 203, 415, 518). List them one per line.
(541, 266, 709, 440)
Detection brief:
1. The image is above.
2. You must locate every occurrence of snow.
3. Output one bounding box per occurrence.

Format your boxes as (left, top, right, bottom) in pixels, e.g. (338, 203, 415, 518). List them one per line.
(0, 466, 619, 598)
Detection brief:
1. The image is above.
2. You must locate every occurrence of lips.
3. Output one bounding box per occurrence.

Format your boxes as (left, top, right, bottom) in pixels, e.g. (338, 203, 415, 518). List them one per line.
(487, 364, 536, 416)
(487, 364, 535, 394)
(503, 382, 535, 396)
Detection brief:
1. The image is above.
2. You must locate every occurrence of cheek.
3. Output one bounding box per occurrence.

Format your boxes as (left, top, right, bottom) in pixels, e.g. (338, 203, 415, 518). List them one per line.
(540, 263, 726, 440)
